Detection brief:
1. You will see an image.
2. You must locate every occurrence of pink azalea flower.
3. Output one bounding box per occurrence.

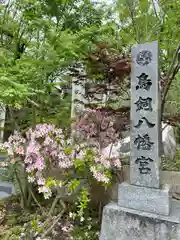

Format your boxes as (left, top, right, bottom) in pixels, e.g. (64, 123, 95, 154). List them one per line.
(34, 156, 45, 171)
(16, 146, 24, 155)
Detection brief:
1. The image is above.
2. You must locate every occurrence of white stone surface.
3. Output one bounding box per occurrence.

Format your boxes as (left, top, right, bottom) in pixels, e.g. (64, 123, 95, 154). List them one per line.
(0, 182, 15, 199)
(118, 182, 171, 216)
(0, 191, 10, 199)
(162, 123, 176, 160)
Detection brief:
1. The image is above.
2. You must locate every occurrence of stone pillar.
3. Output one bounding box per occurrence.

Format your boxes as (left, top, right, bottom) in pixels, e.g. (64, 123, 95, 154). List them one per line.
(118, 41, 170, 216)
(130, 41, 161, 188)
(100, 41, 180, 240)
(0, 104, 6, 142)
(71, 78, 86, 118)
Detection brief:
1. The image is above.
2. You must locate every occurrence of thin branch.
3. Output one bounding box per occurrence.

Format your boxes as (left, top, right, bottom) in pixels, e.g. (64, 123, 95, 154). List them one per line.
(146, 19, 163, 41)
(8, 106, 20, 131)
(41, 200, 66, 238)
(14, 168, 26, 207)
(27, 98, 39, 108)
(108, 143, 114, 158)
(12, 5, 18, 19)
(166, 43, 180, 79)
(56, 0, 68, 28)
(42, 208, 65, 238)
(29, 187, 47, 216)
(15, 15, 23, 40)
(116, 169, 124, 183)
(161, 43, 180, 117)
(4, 0, 14, 18)
(48, 196, 59, 217)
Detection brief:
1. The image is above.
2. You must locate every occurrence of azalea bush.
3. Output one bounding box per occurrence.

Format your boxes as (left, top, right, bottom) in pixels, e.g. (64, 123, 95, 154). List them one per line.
(0, 123, 121, 206)
(0, 125, 72, 206)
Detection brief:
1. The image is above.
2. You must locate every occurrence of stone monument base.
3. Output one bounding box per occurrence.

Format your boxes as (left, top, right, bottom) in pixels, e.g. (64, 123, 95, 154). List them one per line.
(100, 201, 180, 240)
(118, 182, 171, 215)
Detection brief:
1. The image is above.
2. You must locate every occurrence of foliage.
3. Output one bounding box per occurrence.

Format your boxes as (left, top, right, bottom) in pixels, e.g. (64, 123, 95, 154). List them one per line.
(1, 0, 179, 130)
(76, 0, 180, 130)
(0, 0, 110, 134)
(70, 217, 99, 240)
(116, 0, 180, 117)
(162, 149, 180, 171)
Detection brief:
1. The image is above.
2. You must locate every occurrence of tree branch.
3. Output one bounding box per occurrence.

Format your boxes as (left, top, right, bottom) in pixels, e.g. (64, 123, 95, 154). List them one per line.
(126, 0, 140, 43)
(166, 43, 180, 79)
(42, 208, 66, 238)
(41, 200, 66, 238)
(29, 187, 47, 216)
(161, 42, 180, 117)
(27, 98, 39, 108)
(14, 168, 26, 208)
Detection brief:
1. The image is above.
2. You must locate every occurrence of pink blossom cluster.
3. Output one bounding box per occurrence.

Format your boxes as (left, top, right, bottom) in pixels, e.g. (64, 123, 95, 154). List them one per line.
(0, 124, 73, 199)
(90, 166, 110, 184)
(0, 131, 26, 160)
(73, 143, 121, 184)
(88, 148, 121, 184)
(94, 154, 121, 169)
(0, 123, 122, 195)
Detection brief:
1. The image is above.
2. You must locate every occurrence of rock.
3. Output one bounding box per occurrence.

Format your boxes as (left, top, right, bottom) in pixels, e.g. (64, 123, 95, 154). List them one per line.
(162, 123, 176, 159)
(0, 192, 10, 199)
(0, 182, 15, 200)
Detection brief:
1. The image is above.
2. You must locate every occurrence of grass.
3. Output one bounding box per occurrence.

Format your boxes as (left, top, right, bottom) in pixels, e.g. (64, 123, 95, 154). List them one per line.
(162, 149, 180, 171)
